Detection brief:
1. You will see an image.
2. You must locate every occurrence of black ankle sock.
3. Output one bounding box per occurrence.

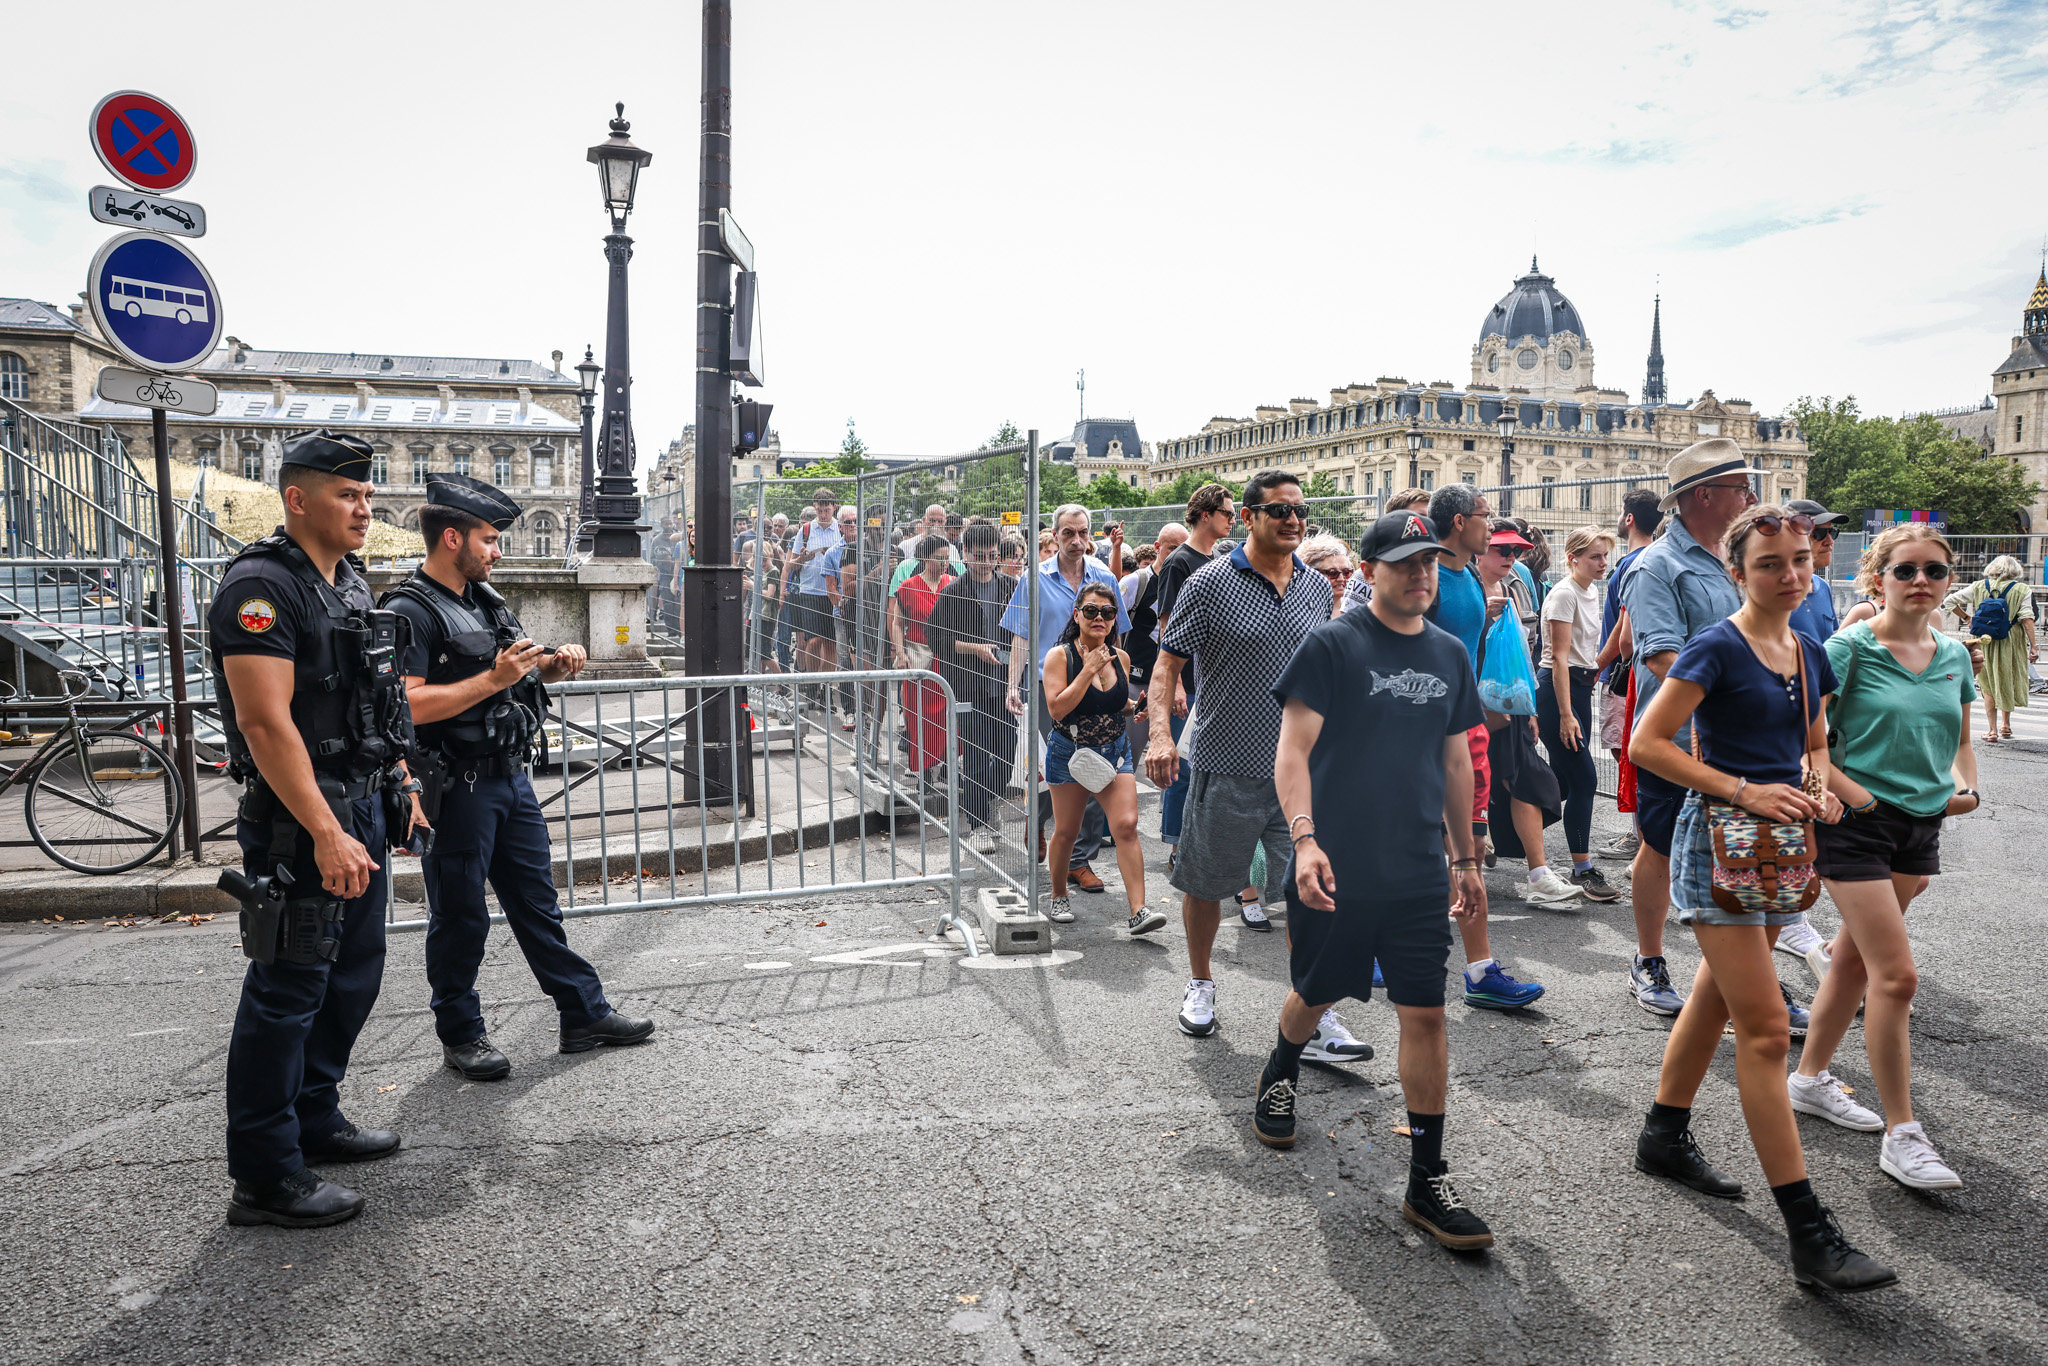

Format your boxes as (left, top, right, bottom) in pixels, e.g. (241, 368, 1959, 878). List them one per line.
(1407, 1111, 1445, 1170)
(1771, 1178, 1815, 1219)
(1267, 1029, 1307, 1081)
(1645, 1101, 1690, 1137)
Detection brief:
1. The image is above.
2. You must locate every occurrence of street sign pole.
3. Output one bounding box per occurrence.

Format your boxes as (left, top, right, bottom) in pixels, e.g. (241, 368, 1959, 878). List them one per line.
(148, 406, 203, 860)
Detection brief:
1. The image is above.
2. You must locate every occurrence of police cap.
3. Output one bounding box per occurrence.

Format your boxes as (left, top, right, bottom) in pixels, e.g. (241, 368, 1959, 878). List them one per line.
(425, 471, 522, 531)
(280, 429, 375, 480)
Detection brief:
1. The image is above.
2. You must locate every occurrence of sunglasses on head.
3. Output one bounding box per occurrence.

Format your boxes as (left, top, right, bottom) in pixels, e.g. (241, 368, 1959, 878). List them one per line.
(1887, 561, 1952, 582)
(1245, 503, 1309, 521)
(1752, 512, 1815, 537)
(1077, 604, 1117, 620)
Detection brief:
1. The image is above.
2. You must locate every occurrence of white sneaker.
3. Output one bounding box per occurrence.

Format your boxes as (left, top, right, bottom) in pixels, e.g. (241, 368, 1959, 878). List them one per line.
(1788, 1069, 1883, 1132)
(1301, 1008, 1374, 1063)
(1775, 918, 1832, 980)
(1880, 1122, 1962, 1190)
(1523, 867, 1583, 906)
(975, 830, 1002, 855)
(1177, 978, 1218, 1037)
(1045, 895, 1074, 924)
(1597, 831, 1640, 861)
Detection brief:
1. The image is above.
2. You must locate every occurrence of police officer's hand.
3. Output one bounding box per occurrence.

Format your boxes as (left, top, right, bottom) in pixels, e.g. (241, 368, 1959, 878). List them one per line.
(407, 792, 432, 839)
(541, 644, 588, 683)
(489, 638, 548, 687)
(314, 825, 379, 901)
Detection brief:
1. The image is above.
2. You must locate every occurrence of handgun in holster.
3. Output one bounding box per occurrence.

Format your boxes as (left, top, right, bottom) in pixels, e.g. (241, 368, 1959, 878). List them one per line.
(219, 864, 346, 966)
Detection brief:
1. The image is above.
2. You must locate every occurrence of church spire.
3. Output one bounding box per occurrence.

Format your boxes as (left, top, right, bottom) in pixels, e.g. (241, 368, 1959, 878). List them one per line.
(2026, 263, 2048, 339)
(1642, 294, 1667, 406)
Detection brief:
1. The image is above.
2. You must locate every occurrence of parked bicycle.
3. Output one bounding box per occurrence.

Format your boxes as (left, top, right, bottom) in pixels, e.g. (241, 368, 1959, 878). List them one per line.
(0, 669, 183, 874)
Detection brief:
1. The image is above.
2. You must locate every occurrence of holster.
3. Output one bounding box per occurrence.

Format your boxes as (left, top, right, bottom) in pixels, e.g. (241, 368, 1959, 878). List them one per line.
(237, 891, 282, 966)
(277, 896, 345, 965)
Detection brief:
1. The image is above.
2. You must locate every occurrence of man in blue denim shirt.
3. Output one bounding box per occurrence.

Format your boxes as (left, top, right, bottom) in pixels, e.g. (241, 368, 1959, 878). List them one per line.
(1618, 439, 1756, 1016)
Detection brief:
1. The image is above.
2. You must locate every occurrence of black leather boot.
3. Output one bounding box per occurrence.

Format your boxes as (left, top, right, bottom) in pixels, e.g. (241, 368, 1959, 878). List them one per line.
(560, 1010, 655, 1054)
(302, 1122, 401, 1163)
(444, 1035, 511, 1081)
(1783, 1192, 1898, 1292)
(227, 1168, 364, 1228)
(1635, 1119, 1744, 1198)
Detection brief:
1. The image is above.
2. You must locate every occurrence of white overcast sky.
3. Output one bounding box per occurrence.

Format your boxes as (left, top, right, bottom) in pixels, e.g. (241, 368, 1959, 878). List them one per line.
(5, 0, 2046, 472)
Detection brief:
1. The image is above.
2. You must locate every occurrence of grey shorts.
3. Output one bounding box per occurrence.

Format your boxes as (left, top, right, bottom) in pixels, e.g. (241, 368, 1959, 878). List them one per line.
(1170, 769, 1291, 906)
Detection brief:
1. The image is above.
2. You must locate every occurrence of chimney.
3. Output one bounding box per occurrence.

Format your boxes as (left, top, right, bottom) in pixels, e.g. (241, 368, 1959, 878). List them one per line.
(354, 381, 374, 409)
(517, 386, 531, 418)
(270, 378, 288, 408)
(437, 384, 454, 414)
(550, 350, 563, 374)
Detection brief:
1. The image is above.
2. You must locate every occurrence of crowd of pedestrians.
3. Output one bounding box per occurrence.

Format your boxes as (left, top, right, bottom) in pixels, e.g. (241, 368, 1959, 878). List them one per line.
(698, 444, 2011, 1289)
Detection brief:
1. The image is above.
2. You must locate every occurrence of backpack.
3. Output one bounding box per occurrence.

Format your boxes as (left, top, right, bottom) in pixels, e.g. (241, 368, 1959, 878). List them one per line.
(1969, 581, 2018, 641)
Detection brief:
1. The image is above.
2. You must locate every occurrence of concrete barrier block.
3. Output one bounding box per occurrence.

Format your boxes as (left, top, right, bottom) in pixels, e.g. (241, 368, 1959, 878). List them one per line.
(975, 885, 1049, 955)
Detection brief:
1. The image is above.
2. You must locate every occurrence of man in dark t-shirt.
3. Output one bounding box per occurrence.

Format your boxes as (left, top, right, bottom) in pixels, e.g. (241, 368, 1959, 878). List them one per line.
(1253, 510, 1496, 1253)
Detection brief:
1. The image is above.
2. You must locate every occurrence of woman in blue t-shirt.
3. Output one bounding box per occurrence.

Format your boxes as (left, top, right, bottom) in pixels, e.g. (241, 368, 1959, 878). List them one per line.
(1792, 523, 1977, 1192)
(1626, 505, 1894, 1293)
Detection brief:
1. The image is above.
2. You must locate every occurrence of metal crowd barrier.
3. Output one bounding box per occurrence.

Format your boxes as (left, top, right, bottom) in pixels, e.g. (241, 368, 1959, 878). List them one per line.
(381, 668, 980, 954)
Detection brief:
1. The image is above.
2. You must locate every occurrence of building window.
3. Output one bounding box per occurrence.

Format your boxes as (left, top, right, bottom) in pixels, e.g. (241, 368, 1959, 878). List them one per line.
(1542, 444, 1556, 458)
(533, 517, 555, 559)
(2018, 416, 2025, 444)
(1540, 476, 1557, 509)
(1627, 448, 1640, 461)
(494, 452, 512, 485)
(1462, 439, 1475, 451)
(454, 451, 472, 477)
(243, 451, 262, 481)
(1344, 474, 1354, 492)
(1422, 437, 1435, 449)
(1462, 471, 1478, 486)
(1581, 446, 1593, 459)
(1580, 482, 1593, 511)
(196, 449, 218, 470)
(0, 352, 27, 400)
(1781, 487, 1796, 503)
(1698, 421, 1720, 436)
(371, 453, 389, 485)
(534, 456, 553, 488)
(1419, 470, 1436, 491)
(413, 451, 430, 484)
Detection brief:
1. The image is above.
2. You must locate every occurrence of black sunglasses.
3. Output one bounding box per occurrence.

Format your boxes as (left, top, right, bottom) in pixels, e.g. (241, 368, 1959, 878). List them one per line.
(1077, 604, 1117, 620)
(1752, 512, 1815, 537)
(1246, 503, 1309, 521)
(1887, 561, 1952, 582)
(1810, 526, 1838, 542)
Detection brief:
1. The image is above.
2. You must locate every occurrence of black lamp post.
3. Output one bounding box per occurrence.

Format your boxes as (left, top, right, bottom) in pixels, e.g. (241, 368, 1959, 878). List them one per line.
(586, 104, 653, 559)
(1406, 425, 1423, 489)
(575, 344, 600, 550)
(1495, 408, 1518, 513)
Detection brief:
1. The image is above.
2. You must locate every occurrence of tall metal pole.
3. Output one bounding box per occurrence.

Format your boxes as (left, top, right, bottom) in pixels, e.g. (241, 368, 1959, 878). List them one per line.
(683, 0, 745, 801)
(150, 407, 202, 859)
(591, 221, 644, 558)
(577, 387, 596, 551)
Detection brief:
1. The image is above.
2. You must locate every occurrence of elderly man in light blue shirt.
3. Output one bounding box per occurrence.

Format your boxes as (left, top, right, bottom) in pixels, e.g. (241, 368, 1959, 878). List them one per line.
(1001, 503, 1129, 894)
(1615, 438, 1756, 1017)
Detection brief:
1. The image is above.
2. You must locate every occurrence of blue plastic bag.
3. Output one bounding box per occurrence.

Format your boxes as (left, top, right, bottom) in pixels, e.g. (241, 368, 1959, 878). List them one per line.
(1477, 607, 1539, 716)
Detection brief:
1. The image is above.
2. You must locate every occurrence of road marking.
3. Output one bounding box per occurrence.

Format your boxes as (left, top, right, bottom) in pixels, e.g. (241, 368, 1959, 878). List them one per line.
(960, 949, 1085, 971)
(811, 944, 957, 967)
(743, 961, 793, 970)
(28, 1037, 90, 1046)
(127, 1027, 185, 1037)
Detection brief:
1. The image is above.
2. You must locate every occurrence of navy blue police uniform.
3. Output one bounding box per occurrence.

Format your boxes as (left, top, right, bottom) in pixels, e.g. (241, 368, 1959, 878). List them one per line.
(383, 473, 650, 1080)
(210, 430, 416, 1228)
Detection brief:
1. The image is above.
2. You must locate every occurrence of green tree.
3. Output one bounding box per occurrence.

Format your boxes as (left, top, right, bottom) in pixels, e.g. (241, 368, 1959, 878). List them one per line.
(1301, 471, 1341, 501)
(1037, 459, 1082, 516)
(1081, 471, 1147, 510)
(1148, 468, 1213, 511)
(1790, 397, 2038, 534)
(837, 418, 876, 471)
(957, 422, 1029, 520)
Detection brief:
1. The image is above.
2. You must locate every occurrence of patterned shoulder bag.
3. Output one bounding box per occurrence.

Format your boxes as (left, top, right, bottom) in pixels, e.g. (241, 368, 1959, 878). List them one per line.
(1694, 637, 1825, 916)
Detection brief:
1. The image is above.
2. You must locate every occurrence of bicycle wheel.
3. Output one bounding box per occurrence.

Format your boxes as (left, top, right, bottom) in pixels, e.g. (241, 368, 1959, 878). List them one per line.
(27, 728, 183, 874)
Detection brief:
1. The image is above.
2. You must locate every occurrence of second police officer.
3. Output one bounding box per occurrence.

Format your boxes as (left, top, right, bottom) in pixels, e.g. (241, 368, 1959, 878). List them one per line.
(383, 473, 654, 1082)
(211, 431, 429, 1229)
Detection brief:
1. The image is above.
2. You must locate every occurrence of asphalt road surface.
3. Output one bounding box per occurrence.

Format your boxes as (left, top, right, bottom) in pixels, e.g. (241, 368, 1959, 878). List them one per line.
(4, 736, 2046, 1365)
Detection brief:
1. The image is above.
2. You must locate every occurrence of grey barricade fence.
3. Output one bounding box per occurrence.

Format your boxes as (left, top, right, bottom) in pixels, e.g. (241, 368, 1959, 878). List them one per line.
(729, 438, 1048, 919)
(381, 668, 981, 953)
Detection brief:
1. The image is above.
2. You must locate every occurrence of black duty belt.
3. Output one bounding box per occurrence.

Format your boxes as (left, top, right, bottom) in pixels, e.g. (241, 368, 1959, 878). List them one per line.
(454, 752, 529, 780)
(306, 771, 385, 800)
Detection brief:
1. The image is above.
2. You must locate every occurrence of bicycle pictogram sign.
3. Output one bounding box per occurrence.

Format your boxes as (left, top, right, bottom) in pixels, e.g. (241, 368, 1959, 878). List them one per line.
(90, 91, 198, 193)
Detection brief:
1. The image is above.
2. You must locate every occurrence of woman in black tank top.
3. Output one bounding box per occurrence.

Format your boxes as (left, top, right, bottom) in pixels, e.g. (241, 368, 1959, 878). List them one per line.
(1040, 582, 1162, 935)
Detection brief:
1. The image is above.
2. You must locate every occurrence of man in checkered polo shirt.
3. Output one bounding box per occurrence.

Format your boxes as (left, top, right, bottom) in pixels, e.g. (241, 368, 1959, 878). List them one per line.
(1145, 470, 1370, 1063)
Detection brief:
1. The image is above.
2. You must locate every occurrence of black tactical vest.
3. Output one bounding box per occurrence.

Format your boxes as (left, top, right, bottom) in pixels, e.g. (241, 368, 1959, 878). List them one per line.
(214, 536, 414, 782)
(381, 571, 547, 761)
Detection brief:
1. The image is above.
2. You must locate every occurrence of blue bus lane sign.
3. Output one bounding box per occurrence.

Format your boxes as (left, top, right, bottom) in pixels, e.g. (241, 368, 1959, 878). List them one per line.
(85, 230, 224, 372)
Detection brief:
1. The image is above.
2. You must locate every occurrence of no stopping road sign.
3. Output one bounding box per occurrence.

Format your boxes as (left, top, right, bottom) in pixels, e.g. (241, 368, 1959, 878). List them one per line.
(90, 91, 198, 194)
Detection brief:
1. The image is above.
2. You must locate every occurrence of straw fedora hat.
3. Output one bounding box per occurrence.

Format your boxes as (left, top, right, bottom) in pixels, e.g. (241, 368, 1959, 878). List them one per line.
(1658, 437, 1762, 511)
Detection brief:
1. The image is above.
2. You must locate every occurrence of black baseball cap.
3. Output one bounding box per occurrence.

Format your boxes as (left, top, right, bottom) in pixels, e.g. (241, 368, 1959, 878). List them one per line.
(1358, 510, 1450, 563)
(1785, 498, 1844, 526)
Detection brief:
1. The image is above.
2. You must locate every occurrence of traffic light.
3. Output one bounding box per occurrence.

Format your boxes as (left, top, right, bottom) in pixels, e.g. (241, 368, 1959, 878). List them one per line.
(735, 400, 773, 454)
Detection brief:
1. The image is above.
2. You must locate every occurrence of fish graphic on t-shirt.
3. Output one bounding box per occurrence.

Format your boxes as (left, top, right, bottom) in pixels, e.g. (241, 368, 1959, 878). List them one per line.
(1370, 669, 1448, 704)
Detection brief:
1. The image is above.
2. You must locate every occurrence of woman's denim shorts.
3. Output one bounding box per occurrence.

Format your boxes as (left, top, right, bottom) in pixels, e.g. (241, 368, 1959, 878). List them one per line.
(1672, 791, 1809, 928)
(1045, 730, 1133, 786)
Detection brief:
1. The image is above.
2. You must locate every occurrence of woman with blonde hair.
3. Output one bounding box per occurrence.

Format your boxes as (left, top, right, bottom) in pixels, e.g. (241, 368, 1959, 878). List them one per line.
(1790, 523, 1976, 1190)
(1538, 525, 1619, 899)
(1945, 552, 2037, 740)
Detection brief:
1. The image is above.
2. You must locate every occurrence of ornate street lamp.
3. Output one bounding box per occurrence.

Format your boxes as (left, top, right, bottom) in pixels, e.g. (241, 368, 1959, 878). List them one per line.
(575, 343, 600, 550)
(1495, 407, 1518, 513)
(1406, 425, 1423, 489)
(585, 103, 653, 558)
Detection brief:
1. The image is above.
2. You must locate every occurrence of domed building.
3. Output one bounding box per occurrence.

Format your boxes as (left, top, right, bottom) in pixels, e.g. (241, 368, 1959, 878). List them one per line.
(1149, 259, 1809, 519)
(1472, 258, 1596, 400)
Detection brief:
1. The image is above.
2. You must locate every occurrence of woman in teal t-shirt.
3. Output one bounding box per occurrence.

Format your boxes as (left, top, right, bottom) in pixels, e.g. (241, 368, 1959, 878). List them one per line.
(1798, 523, 1979, 1194)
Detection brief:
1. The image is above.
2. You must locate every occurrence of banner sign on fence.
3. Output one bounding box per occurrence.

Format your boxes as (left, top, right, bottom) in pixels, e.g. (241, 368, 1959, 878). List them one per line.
(1862, 509, 1946, 535)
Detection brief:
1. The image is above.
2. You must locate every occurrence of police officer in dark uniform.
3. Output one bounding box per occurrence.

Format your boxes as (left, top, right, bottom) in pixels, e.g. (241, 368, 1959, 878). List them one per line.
(384, 473, 653, 1081)
(211, 430, 429, 1229)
